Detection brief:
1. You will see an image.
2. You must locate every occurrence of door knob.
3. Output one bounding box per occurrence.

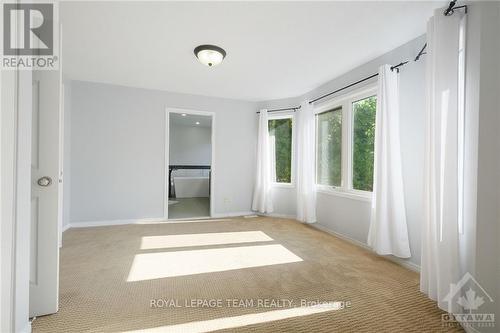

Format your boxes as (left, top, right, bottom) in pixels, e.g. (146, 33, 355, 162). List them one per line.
(37, 176, 52, 187)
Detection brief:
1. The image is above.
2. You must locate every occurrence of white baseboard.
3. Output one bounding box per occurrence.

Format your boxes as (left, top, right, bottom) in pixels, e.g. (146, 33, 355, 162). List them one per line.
(311, 223, 421, 273)
(385, 254, 421, 273)
(21, 321, 32, 333)
(261, 213, 297, 219)
(62, 223, 71, 232)
(211, 211, 255, 218)
(65, 212, 259, 229)
(67, 217, 167, 229)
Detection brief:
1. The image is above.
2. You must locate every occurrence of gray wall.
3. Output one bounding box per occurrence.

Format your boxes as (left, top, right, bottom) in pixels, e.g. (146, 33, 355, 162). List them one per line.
(169, 124, 211, 166)
(258, 35, 427, 268)
(69, 81, 257, 223)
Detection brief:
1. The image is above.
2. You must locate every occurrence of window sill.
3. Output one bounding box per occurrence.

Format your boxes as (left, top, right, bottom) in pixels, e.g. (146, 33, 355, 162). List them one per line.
(272, 183, 295, 189)
(316, 188, 372, 202)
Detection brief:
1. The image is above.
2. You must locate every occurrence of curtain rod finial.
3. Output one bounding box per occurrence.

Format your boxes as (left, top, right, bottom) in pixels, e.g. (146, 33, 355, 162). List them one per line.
(444, 0, 457, 16)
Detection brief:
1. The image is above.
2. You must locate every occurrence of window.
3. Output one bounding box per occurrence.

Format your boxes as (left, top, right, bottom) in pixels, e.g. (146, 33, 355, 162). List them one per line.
(268, 116, 293, 184)
(316, 107, 342, 187)
(315, 87, 377, 198)
(352, 96, 376, 191)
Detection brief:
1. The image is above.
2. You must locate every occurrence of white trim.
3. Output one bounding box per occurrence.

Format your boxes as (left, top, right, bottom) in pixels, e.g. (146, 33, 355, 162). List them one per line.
(1, 62, 18, 333)
(211, 211, 255, 218)
(164, 107, 216, 220)
(348, 90, 377, 193)
(61, 224, 71, 233)
(260, 213, 297, 219)
(19, 321, 31, 333)
(63, 212, 260, 229)
(1, 23, 33, 331)
(267, 113, 294, 120)
(384, 254, 421, 273)
(316, 187, 372, 202)
(166, 216, 211, 222)
(313, 84, 377, 113)
(68, 217, 167, 228)
(57, 24, 64, 249)
(271, 183, 295, 189)
(315, 104, 343, 188)
(314, 84, 378, 198)
(311, 223, 420, 273)
(0, 50, 2, 333)
(163, 110, 169, 218)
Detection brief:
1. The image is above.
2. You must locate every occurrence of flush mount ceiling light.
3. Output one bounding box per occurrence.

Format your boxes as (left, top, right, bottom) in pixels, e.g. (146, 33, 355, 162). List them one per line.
(194, 44, 226, 67)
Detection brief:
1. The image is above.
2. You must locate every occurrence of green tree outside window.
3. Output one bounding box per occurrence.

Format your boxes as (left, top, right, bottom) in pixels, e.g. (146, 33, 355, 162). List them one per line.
(268, 118, 292, 183)
(352, 96, 376, 191)
(316, 107, 342, 187)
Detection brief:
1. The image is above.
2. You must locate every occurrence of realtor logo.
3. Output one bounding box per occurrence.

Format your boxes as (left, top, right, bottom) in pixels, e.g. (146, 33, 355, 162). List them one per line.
(2, 2, 58, 69)
(3, 3, 53, 55)
(442, 272, 495, 329)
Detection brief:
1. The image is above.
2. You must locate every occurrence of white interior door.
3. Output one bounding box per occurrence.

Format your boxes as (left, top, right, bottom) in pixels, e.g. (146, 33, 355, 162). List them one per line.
(30, 68, 60, 317)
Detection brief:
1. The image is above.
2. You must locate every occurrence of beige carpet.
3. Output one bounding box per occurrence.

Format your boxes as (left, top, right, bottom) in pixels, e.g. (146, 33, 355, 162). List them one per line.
(32, 216, 463, 333)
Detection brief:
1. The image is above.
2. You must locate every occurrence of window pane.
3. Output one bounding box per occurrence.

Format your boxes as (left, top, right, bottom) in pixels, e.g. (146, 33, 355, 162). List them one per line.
(316, 107, 342, 186)
(268, 118, 292, 183)
(352, 96, 376, 191)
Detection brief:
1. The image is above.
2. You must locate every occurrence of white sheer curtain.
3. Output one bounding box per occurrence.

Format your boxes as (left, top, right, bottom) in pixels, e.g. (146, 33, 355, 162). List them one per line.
(420, 8, 467, 314)
(296, 101, 317, 223)
(252, 109, 274, 213)
(367, 65, 411, 258)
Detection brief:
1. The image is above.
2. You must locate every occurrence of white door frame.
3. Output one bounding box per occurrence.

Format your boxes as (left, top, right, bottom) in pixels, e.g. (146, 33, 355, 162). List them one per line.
(1, 61, 33, 333)
(57, 25, 65, 248)
(164, 107, 215, 220)
(1, 11, 62, 333)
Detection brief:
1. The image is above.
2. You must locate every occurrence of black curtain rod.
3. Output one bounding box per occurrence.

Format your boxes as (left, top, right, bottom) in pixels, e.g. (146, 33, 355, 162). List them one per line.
(256, 105, 301, 114)
(415, 43, 427, 62)
(444, 0, 467, 16)
(265, 1, 466, 108)
(308, 1, 468, 106)
(308, 62, 408, 105)
(308, 74, 378, 105)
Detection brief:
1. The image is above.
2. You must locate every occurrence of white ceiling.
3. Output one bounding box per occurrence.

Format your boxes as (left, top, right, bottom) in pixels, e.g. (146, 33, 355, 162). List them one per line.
(61, 1, 443, 102)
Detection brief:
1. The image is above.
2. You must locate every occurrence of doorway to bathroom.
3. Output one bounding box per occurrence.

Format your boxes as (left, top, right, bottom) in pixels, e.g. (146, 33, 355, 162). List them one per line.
(165, 108, 214, 220)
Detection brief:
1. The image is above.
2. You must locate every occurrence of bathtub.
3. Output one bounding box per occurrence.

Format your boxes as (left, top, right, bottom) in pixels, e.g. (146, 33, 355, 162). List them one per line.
(173, 176, 210, 198)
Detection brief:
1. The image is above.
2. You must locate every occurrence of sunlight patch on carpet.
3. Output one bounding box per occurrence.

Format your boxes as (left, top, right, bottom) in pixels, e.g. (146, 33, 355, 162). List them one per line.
(123, 302, 342, 333)
(127, 244, 302, 281)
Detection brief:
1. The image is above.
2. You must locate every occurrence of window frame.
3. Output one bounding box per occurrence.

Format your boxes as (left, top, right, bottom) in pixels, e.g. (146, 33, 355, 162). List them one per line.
(313, 84, 377, 201)
(268, 112, 295, 188)
(315, 105, 343, 189)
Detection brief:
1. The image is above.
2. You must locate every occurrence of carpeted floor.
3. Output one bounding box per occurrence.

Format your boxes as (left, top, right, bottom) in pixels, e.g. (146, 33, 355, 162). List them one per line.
(32, 216, 463, 332)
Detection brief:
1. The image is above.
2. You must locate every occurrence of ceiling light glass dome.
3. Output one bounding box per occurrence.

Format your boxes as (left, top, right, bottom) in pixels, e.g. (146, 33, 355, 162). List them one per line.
(194, 45, 226, 67)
